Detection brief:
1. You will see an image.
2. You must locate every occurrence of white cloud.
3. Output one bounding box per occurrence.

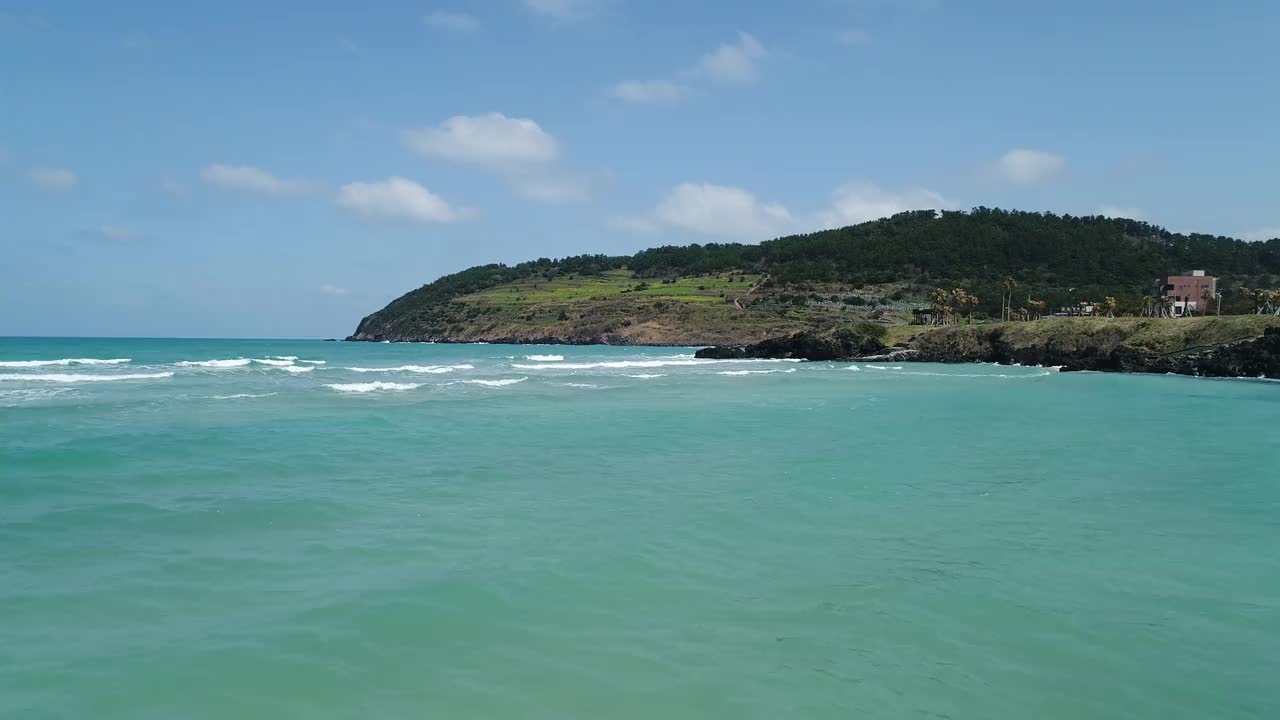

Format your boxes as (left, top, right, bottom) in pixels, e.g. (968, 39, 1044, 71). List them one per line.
(404, 113, 558, 169)
(612, 79, 687, 104)
(696, 32, 766, 84)
(1098, 206, 1148, 221)
(1242, 226, 1280, 243)
(817, 183, 957, 228)
(837, 29, 870, 45)
(654, 182, 792, 239)
(320, 284, 350, 296)
(30, 167, 78, 192)
(523, 0, 598, 20)
(405, 113, 588, 203)
(201, 164, 318, 195)
(425, 11, 479, 32)
(991, 149, 1065, 185)
(96, 225, 136, 240)
(335, 177, 471, 224)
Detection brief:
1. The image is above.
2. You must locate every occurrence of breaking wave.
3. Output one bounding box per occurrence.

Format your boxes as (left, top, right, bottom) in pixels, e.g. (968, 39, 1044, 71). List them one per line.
(279, 365, 314, 373)
(345, 364, 474, 374)
(458, 378, 527, 387)
(0, 358, 131, 367)
(176, 358, 252, 368)
(626, 373, 667, 379)
(716, 368, 798, 376)
(299, 359, 327, 364)
(324, 382, 421, 393)
(865, 365, 905, 371)
(0, 372, 174, 383)
(252, 358, 294, 367)
(208, 392, 278, 400)
(525, 354, 564, 362)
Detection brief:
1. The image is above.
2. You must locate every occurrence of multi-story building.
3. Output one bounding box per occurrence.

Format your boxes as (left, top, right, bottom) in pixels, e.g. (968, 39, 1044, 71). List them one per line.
(1159, 271, 1217, 316)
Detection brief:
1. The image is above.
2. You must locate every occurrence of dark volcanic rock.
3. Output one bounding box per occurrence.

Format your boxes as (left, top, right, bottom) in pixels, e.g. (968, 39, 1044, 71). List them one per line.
(695, 326, 886, 361)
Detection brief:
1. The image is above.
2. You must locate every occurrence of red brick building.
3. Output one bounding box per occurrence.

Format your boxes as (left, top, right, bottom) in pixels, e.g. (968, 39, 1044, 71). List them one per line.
(1161, 271, 1217, 316)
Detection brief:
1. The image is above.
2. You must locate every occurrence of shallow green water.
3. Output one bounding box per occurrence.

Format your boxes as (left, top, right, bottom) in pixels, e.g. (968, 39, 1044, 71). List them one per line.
(2, 337, 1278, 719)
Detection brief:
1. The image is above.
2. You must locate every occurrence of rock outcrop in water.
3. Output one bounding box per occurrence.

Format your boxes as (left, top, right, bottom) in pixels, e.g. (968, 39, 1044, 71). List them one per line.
(694, 324, 887, 361)
(696, 317, 1280, 379)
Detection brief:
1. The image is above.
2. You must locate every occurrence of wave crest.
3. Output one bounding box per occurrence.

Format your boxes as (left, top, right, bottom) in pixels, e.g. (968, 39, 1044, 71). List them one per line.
(0, 372, 174, 383)
(0, 358, 130, 367)
(324, 382, 421, 393)
(176, 358, 251, 368)
(345, 364, 474, 374)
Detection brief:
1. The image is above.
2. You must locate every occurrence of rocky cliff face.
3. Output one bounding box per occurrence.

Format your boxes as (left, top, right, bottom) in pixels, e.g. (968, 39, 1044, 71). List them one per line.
(696, 318, 1280, 379)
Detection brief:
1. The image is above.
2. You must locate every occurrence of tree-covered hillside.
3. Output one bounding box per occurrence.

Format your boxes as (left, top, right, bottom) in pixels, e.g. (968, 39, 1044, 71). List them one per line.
(351, 208, 1280, 341)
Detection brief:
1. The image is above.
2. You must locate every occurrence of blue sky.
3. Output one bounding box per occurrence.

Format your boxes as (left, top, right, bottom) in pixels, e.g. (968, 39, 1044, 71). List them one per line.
(2, 0, 1277, 338)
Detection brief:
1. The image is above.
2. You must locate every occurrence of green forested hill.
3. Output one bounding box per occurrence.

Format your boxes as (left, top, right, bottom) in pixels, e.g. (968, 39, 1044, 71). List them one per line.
(350, 208, 1280, 343)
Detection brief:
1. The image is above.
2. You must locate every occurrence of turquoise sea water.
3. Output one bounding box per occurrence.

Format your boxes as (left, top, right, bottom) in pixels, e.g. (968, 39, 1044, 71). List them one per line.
(2, 337, 1278, 719)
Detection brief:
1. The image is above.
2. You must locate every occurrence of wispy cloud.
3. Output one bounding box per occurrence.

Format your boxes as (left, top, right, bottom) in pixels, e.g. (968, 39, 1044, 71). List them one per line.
(610, 32, 767, 105)
(615, 180, 955, 239)
(336, 177, 473, 224)
(522, 0, 601, 21)
(201, 164, 319, 195)
(1242, 226, 1280, 243)
(96, 224, 137, 241)
(425, 11, 479, 32)
(320, 284, 350, 296)
(816, 183, 956, 228)
(1098, 206, 1148, 221)
(696, 32, 766, 84)
(987, 149, 1066, 185)
(611, 79, 688, 104)
(30, 167, 78, 192)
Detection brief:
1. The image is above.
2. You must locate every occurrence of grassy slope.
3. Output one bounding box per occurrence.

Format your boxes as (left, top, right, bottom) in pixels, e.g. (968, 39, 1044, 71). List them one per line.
(388, 269, 911, 344)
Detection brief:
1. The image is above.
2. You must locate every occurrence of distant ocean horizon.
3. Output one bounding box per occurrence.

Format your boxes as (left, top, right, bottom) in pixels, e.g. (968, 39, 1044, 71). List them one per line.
(3, 337, 1277, 719)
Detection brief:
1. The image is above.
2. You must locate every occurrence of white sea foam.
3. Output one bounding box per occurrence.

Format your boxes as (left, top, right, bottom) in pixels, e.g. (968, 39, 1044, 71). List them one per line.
(511, 357, 800, 370)
(209, 392, 278, 400)
(716, 368, 798, 376)
(176, 358, 252, 368)
(345, 364, 474, 374)
(558, 382, 604, 389)
(626, 373, 667, 379)
(252, 358, 294, 366)
(0, 358, 131, 368)
(299, 359, 327, 364)
(846, 365, 862, 372)
(324, 381, 421, 393)
(0, 372, 174, 383)
(865, 365, 904, 371)
(459, 377, 527, 387)
(279, 365, 314, 373)
(272, 356, 299, 361)
(525, 354, 564, 362)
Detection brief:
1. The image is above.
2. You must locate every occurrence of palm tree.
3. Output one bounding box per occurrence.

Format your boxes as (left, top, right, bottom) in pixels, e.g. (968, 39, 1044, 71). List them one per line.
(1102, 297, 1118, 318)
(1001, 277, 1018, 322)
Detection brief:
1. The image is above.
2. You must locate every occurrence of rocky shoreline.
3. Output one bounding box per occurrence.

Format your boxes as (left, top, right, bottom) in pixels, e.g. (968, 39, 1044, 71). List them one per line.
(696, 321, 1280, 380)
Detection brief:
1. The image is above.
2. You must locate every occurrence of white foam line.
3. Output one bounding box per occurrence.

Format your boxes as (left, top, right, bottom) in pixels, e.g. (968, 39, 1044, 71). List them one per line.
(716, 368, 798, 376)
(176, 358, 251, 368)
(456, 377, 527, 387)
(324, 382, 421, 393)
(0, 358, 131, 367)
(626, 373, 667, 379)
(0, 372, 174, 383)
(208, 392, 278, 400)
(345, 364, 474, 374)
(279, 365, 314, 373)
(525, 354, 564, 362)
(252, 358, 294, 367)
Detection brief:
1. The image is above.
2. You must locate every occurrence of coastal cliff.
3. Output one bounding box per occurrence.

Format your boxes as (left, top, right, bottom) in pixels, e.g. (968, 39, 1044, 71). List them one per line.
(695, 317, 1280, 379)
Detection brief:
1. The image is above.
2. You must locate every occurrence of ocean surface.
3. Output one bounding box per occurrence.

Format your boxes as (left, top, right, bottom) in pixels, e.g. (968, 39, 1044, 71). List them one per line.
(2, 337, 1277, 719)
